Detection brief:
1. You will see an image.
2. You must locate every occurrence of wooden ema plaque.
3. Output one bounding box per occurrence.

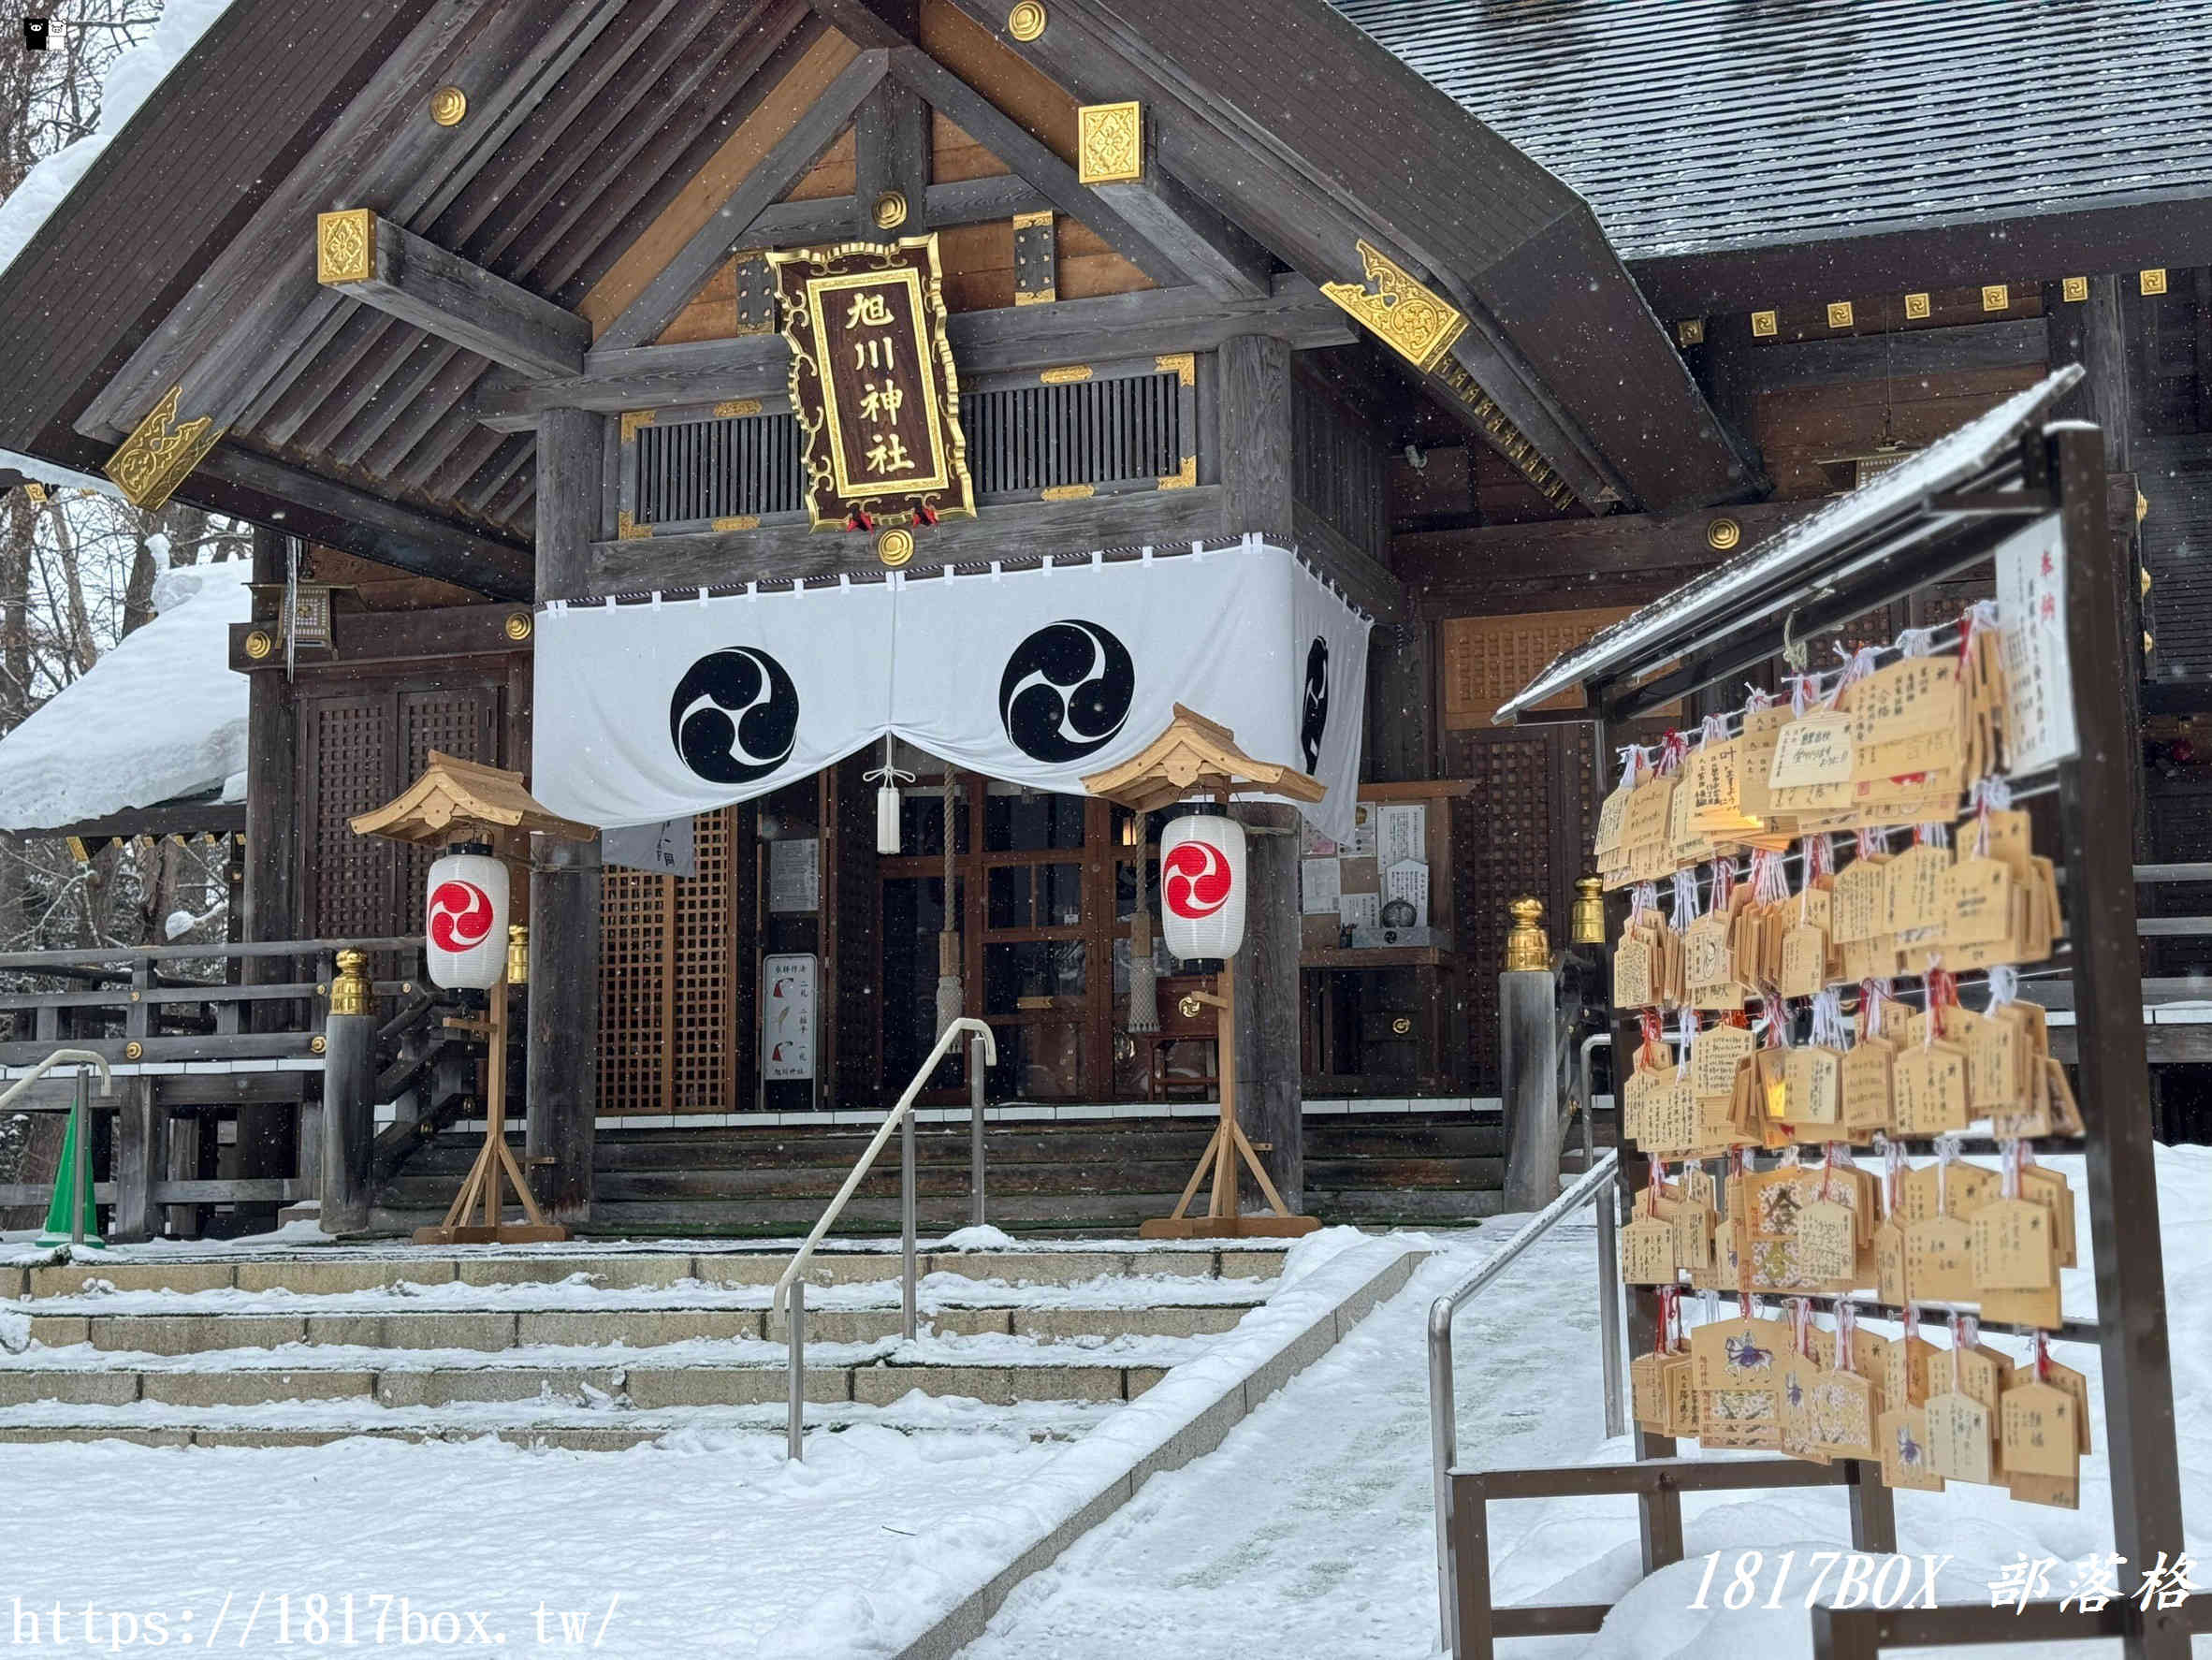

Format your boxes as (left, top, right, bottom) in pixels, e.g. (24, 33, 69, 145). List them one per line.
(768, 235, 976, 531)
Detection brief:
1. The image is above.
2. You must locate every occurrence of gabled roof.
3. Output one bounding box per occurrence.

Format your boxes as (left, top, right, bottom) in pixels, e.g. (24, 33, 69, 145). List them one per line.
(0, 0, 1754, 577)
(1334, 0, 2212, 262)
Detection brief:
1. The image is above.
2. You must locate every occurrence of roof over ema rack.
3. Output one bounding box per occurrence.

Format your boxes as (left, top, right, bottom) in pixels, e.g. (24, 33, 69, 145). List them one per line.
(1492, 366, 2086, 728)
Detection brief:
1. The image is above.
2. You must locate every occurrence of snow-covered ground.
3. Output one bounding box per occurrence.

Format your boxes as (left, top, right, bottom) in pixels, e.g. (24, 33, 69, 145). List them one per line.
(1, 1150, 2205, 1658)
(967, 1147, 2212, 1660)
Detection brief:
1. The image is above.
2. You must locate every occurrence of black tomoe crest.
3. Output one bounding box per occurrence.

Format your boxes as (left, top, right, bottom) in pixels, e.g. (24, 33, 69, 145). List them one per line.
(670, 648, 799, 784)
(1300, 635, 1330, 772)
(997, 620, 1136, 764)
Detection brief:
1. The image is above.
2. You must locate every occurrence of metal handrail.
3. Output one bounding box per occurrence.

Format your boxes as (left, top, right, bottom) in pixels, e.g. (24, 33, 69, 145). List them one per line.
(1579, 1032, 1623, 1440)
(774, 1016, 997, 1461)
(0, 1049, 114, 1248)
(1430, 1148, 1620, 1657)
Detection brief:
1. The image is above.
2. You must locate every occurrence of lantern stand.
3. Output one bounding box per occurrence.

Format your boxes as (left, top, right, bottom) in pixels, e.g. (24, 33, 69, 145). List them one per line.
(1083, 706, 1324, 1239)
(349, 751, 597, 1245)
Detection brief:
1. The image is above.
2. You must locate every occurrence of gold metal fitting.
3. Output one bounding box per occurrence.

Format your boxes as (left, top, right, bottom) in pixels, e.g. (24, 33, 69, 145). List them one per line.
(429, 85, 468, 126)
(1390, 1015, 1413, 1037)
(1008, 0, 1047, 39)
(243, 629, 275, 661)
(2142, 566, 2154, 600)
(1504, 896, 1549, 972)
(1177, 992, 1204, 1020)
(1706, 517, 1741, 552)
(124, 1041, 143, 1061)
(329, 948, 372, 1017)
(2145, 631, 2156, 656)
(503, 610, 533, 641)
(876, 526, 915, 567)
(872, 190, 909, 230)
(506, 923, 531, 987)
(1570, 875, 1606, 945)
(311, 1035, 327, 1055)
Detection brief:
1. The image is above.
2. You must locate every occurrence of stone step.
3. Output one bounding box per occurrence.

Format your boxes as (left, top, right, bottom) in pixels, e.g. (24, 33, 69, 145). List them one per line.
(7, 1245, 1284, 1302)
(16, 1299, 1256, 1356)
(0, 1352, 1177, 1411)
(0, 1396, 1110, 1451)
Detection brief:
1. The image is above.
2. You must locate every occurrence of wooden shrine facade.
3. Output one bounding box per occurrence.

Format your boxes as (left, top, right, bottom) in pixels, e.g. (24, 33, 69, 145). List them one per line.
(4, 0, 2212, 1223)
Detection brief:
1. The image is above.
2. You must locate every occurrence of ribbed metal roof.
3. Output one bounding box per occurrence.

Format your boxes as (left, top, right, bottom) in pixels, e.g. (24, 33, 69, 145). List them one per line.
(1331, 0, 2212, 259)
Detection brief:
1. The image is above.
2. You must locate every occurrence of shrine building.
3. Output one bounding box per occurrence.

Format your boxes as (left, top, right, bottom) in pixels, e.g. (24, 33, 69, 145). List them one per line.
(0, 0, 2205, 1236)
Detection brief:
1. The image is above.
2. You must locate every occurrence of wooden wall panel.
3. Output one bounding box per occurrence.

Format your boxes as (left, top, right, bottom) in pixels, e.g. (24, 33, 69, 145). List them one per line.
(781, 124, 857, 202)
(597, 806, 749, 1114)
(1752, 364, 2043, 499)
(932, 111, 1009, 182)
(1438, 606, 1637, 731)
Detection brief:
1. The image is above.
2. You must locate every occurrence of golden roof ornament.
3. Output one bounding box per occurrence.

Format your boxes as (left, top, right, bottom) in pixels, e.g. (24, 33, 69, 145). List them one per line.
(1322, 240, 1469, 373)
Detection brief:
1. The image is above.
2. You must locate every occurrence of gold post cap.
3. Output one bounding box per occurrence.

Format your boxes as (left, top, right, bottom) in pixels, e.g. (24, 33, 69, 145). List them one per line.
(330, 948, 372, 1017)
(1569, 875, 1607, 946)
(506, 923, 531, 986)
(1504, 896, 1550, 972)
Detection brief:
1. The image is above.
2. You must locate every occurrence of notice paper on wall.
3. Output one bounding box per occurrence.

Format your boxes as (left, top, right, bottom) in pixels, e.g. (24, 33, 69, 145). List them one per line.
(1994, 516, 2080, 773)
(762, 953, 817, 1081)
(1379, 803, 1425, 871)
(1338, 892, 1380, 931)
(1384, 859, 1430, 927)
(1301, 856, 1342, 915)
(767, 837, 820, 913)
(604, 816, 696, 878)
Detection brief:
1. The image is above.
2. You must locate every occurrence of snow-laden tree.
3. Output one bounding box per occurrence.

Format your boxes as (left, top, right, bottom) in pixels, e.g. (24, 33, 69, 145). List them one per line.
(1, 2, 246, 968)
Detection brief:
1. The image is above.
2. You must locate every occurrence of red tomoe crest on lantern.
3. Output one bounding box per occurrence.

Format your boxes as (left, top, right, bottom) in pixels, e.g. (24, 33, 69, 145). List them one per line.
(425, 850, 508, 989)
(1157, 815, 1245, 959)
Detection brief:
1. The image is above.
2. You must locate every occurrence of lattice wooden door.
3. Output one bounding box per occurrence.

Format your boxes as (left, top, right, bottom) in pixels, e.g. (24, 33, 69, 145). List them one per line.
(298, 681, 502, 938)
(599, 807, 745, 1114)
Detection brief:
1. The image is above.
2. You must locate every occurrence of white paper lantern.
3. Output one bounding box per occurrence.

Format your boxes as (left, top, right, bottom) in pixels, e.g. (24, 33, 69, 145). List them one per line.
(1158, 814, 1246, 960)
(425, 850, 509, 989)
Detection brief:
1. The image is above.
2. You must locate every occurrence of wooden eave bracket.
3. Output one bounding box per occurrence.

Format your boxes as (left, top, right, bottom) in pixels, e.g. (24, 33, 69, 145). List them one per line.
(350, 750, 595, 858)
(316, 209, 589, 380)
(1082, 703, 1325, 813)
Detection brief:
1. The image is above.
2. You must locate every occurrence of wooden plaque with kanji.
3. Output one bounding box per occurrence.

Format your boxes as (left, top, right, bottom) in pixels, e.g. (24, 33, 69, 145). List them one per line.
(767, 234, 976, 530)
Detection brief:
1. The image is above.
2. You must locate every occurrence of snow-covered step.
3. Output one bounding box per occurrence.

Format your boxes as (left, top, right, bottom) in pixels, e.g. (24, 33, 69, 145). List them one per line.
(4, 1243, 1287, 1302)
(0, 1390, 1113, 1450)
(12, 1294, 1259, 1355)
(0, 1332, 1201, 1413)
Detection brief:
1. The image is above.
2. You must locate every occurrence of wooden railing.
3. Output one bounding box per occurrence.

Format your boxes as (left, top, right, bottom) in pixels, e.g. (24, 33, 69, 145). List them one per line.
(0, 937, 425, 1067)
(0, 937, 433, 1240)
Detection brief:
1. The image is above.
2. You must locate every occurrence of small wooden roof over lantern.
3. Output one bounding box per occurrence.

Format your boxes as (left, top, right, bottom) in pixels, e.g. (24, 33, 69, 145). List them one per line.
(349, 750, 595, 860)
(1081, 704, 1327, 813)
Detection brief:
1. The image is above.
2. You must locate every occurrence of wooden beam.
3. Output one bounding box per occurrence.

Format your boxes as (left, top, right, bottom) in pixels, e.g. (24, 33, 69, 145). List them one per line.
(800, 0, 915, 49)
(852, 70, 929, 243)
(473, 275, 1355, 429)
(227, 601, 528, 674)
(597, 48, 890, 350)
(883, 45, 1189, 291)
(745, 175, 1048, 248)
(1704, 314, 2049, 395)
(316, 211, 589, 379)
(1632, 190, 2212, 321)
(192, 444, 533, 600)
(586, 487, 1227, 595)
(1398, 498, 1821, 617)
(1092, 128, 1270, 300)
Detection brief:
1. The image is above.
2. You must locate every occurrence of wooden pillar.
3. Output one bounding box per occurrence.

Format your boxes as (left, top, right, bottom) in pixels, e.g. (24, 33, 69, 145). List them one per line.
(109, 1079, 161, 1244)
(1367, 619, 1434, 781)
(320, 954, 377, 1235)
(1232, 801, 1302, 1210)
(528, 407, 603, 1223)
(1218, 334, 1295, 543)
(2046, 276, 2147, 852)
(237, 526, 299, 1216)
(1499, 901, 1561, 1212)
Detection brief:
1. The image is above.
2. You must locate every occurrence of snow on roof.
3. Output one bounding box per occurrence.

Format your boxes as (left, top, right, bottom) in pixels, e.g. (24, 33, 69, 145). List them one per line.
(0, 0, 241, 505)
(1494, 367, 2084, 723)
(0, 1, 240, 289)
(0, 560, 251, 833)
